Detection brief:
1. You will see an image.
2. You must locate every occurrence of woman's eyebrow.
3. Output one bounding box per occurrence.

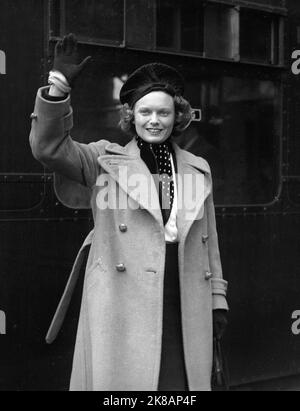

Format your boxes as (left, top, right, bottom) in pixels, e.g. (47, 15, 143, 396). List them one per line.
(137, 106, 172, 110)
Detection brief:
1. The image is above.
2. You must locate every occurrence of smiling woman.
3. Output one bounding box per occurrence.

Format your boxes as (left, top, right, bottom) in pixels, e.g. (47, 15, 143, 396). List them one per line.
(29, 33, 229, 391)
(133, 92, 175, 144)
(119, 93, 192, 137)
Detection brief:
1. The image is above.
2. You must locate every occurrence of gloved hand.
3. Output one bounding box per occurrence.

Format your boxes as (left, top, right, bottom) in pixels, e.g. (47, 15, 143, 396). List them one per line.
(213, 309, 228, 340)
(52, 33, 91, 86)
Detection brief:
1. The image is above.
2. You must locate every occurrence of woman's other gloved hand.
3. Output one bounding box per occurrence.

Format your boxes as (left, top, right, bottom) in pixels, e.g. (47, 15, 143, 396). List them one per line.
(213, 309, 228, 340)
(53, 33, 91, 87)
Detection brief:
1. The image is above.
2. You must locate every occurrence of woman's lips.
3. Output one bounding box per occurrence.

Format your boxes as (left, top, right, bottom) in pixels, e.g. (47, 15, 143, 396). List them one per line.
(146, 128, 163, 135)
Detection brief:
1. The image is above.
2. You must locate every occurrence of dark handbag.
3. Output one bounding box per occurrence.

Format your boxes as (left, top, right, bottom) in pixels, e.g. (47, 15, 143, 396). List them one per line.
(211, 337, 229, 391)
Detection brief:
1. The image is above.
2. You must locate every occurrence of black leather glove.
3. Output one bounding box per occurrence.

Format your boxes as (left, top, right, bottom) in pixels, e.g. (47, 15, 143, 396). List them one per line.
(213, 309, 228, 340)
(53, 33, 91, 86)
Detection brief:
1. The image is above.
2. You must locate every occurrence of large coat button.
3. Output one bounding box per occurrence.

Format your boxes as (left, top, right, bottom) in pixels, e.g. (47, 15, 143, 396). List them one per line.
(116, 264, 126, 272)
(205, 271, 213, 280)
(202, 235, 209, 244)
(119, 224, 128, 233)
(30, 113, 38, 120)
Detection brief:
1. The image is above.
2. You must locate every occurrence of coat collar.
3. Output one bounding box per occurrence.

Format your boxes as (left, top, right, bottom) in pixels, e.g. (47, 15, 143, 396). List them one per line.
(102, 138, 211, 175)
(97, 138, 212, 242)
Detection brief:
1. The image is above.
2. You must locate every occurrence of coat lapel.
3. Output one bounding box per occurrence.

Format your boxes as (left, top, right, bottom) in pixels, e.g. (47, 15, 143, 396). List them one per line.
(172, 143, 212, 243)
(97, 139, 164, 227)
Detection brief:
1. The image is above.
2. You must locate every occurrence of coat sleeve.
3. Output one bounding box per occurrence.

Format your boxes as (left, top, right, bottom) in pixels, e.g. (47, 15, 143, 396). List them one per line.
(29, 86, 109, 189)
(206, 177, 229, 311)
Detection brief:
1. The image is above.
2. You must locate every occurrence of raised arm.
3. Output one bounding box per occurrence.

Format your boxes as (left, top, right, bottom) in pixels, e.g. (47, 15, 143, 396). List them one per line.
(29, 34, 106, 188)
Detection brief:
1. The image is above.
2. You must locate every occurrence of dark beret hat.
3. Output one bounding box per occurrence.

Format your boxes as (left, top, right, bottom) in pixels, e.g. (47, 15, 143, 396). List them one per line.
(120, 63, 185, 107)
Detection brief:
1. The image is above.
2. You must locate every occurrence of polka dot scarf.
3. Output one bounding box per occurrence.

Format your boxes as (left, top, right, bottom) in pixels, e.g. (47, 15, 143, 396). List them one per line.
(136, 136, 175, 224)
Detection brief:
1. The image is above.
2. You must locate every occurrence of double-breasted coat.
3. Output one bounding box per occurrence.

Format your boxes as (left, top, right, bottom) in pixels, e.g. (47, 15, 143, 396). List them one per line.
(29, 86, 229, 391)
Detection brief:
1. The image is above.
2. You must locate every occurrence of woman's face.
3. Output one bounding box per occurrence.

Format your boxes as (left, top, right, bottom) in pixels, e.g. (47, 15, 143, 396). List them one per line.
(133, 91, 175, 144)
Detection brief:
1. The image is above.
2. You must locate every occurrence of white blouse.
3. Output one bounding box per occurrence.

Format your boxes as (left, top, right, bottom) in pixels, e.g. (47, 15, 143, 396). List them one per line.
(164, 153, 179, 243)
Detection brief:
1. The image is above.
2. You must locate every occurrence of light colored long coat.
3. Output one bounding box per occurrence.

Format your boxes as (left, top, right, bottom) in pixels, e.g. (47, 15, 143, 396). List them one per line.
(30, 87, 228, 391)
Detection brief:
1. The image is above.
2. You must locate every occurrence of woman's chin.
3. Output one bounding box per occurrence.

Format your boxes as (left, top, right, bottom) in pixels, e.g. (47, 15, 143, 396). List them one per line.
(138, 133, 170, 144)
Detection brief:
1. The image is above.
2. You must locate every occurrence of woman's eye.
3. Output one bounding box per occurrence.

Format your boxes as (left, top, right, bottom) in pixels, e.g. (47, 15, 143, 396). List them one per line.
(139, 110, 151, 115)
(159, 111, 170, 116)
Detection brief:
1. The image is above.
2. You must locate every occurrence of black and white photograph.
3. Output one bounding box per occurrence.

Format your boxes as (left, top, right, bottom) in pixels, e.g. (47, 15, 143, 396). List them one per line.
(0, 0, 299, 394)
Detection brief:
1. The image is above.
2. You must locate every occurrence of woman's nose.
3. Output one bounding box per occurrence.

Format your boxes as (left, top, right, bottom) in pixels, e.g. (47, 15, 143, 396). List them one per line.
(149, 112, 159, 125)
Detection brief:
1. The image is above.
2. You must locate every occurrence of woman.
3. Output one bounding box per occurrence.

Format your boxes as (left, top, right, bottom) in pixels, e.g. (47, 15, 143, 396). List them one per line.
(30, 34, 229, 391)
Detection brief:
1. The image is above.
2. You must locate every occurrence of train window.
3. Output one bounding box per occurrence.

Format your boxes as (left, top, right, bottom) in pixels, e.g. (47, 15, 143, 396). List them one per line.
(180, 0, 204, 53)
(51, 0, 124, 45)
(156, 0, 204, 53)
(126, 0, 155, 49)
(155, 1, 282, 64)
(240, 9, 280, 65)
(177, 75, 280, 205)
(156, 0, 180, 50)
(49, 1, 284, 67)
(204, 3, 239, 60)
